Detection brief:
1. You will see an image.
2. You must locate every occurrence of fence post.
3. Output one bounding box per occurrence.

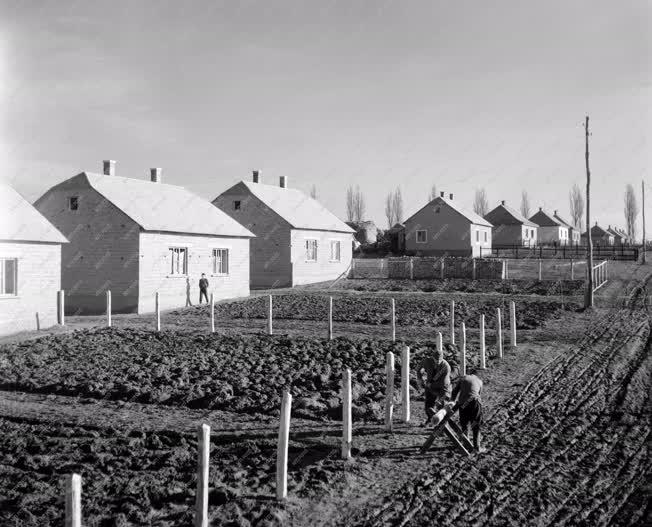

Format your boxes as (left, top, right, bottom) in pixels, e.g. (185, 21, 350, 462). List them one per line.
(328, 296, 333, 340)
(385, 351, 395, 431)
(472, 259, 477, 280)
(58, 290, 65, 326)
(342, 368, 352, 459)
(267, 295, 273, 335)
(401, 346, 410, 423)
(436, 331, 443, 353)
(440, 258, 445, 279)
(505, 259, 509, 280)
(538, 259, 542, 281)
(501, 259, 506, 280)
(510, 301, 517, 350)
(350, 258, 355, 278)
(449, 300, 455, 345)
(155, 292, 161, 332)
(195, 423, 210, 527)
(65, 473, 82, 527)
(276, 391, 292, 500)
(460, 322, 467, 377)
(496, 308, 503, 359)
(479, 314, 486, 369)
(106, 290, 111, 327)
(390, 298, 396, 342)
(570, 258, 574, 280)
(409, 258, 414, 280)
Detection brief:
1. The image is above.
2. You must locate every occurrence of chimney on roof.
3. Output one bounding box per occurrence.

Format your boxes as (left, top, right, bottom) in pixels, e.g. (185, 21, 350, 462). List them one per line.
(279, 176, 287, 188)
(252, 170, 260, 183)
(150, 168, 162, 183)
(554, 209, 558, 215)
(103, 160, 116, 176)
(501, 200, 505, 206)
(449, 193, 453, 200)
(539, 207, 543, 211)
(440, 191, 444, 197)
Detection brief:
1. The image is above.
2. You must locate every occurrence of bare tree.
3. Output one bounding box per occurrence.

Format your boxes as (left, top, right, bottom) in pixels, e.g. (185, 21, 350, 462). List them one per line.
(427, 184, 438, 202)
(624, 183, 639, 241)
(353, 185, 366, 222)
(569, 183, 584, 229)
(346, 186, 355, 222)
(520, 190, 531, 218)
(310, 184, 317, 200)
(473, 188, 489, 216)
(392, 187, 404, 224)
(385, 192, 395, 228)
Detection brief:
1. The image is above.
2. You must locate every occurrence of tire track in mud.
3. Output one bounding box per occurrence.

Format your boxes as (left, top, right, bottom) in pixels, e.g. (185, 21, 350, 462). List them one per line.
(361, 273, 652, 527)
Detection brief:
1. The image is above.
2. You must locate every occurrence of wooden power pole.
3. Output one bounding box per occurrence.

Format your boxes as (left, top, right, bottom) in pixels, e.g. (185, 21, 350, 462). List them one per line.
(585, 116, 594, 308)
(643, 180, 647, 264)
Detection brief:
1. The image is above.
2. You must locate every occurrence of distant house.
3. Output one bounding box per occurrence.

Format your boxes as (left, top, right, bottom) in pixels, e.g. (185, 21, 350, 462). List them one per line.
(552, 211, 581, 246)
(0, 184, 68, 335)
(403, 192, 493, 257)
(607, 226, 625, 245)
(35, 161, 254, 314)
(581, 223, 614, 246)
(484, 200, 538, 246)
(529, 207, 569, 246)
(212, 171, 355, 288)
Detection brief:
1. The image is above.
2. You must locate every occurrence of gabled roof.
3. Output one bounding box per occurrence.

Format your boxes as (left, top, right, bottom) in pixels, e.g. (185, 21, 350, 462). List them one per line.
(606, 226, 623, 238)
(405, 196, 493, 228)
(39, 173, 254, 238)
(0, 184, 68, 243)
(552, 211, 574, 229)
(588, 224, 612, 237)
(484, 202, 537, 227)
(218, 181, 354, 234)
(529, 208, 563, 227)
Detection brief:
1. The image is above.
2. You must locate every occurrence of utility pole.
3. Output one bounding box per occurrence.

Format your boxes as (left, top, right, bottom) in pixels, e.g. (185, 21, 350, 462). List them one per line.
(643, 180, 647, 264)
(585, 116, 594, 308)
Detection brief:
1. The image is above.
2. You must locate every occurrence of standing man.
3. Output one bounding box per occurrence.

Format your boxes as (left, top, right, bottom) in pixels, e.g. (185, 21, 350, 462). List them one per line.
(416, 347, 452, 426)
(199, 273, 209, 304)
(451, 370, 485, 453)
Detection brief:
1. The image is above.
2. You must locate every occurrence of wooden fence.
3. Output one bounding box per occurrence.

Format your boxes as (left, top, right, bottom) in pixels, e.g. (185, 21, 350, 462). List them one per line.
(483, 244, 638, 261)
(350, 257, 505, 280)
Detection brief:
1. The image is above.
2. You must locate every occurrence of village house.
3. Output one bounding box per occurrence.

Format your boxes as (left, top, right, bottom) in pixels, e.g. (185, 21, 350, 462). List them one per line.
(484, 200, 538, 246)
(35, 161, 254, 314)
(0, 184, 68, 335)
(552, 211, 581, 246)
(403, 192, 493, 257)
(529, 207, 569, 246)
(607, 226, 625, 245)
(581, 223, 615, 246)
(212, 171, 355, 288)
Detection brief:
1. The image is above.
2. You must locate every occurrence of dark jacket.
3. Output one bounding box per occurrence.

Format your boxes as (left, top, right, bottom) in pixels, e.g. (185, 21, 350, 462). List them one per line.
(199, 278, 209, 290)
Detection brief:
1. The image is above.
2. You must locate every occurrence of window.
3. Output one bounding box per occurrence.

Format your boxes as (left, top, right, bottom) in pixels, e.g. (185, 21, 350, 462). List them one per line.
(234, 200, 241, 210)
(524, 229, 528, 239)
(476, 230, 479, 242)
(330, 240, 341, 262)
(68, 196, 79, 211)
(212, 249, 229, 275)
(416, 230, 427, 244)
(169, 247, 188, 275)
(435, 207, 441, 214)
(531, 229, 535, 238)
(0, 259, 17, 295)
(484, 231, 487, 242)
(305, 239, 318, 261)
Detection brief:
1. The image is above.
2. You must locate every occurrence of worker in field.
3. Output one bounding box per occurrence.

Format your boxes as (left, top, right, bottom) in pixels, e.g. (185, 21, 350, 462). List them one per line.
(451, 370, 485, 453)
(199, 273, 209, 304)
(416, 346, 452, 426)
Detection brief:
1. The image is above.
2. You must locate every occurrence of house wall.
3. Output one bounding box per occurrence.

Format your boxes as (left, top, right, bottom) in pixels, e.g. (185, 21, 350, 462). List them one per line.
(0, 241, 61, 335)
(34, 180, 140, 314)
(290, 229, 353, 286)
(468, 224, 493, 257)
(138, 232, 250, 313)
(213, 188, 292, 288)
(538, 226, 569, 245)
(404, 203, 473, 256)
(492, 224, 536, 246)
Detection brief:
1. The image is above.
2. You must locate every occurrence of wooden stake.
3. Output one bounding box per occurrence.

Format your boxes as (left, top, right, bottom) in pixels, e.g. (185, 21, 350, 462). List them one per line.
(479, 314, 486, 369)
(385, 352, 395, 431)
(195, 424, 210, 527)
(342, 368, 352, 459)
(155, 292, 161, 332)
(65, 473, 82, 527)
(472, 259, 477, 280)
(210, 293, 215, 333)
(570, 258, 574, 280)
(409, 258, 414, 280)
(510, 300, 517, 350)
(328, 296, 333, 340)
(390, 298, 396, 342)
(450, 300, 455, 345)
(276, 391, 292, 500)
(496, 308, 503, 359)
(106, 290, 111, 327)
(436, 331, 443, 353)
(538, 259, 542, 281)
(460, 322, 467, 377)
(440, 258, 445, 279)
(401, 346, 410, 423)
(267, 295, 273, 335)
(58, 290, 65, 326)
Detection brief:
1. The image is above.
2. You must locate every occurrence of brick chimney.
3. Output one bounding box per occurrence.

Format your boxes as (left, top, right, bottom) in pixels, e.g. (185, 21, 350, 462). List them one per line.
(150, 168, 162, 183)
(440, 191, 444, 197)
(252, 170, 260, 183)
(103, 160, 116, 176)
(501, 200, 505, 205)
(554, 209, 558, 215)
(449, 193, 453, 200)
(539, 207, 543, 211)
(279, 176, 287, 188)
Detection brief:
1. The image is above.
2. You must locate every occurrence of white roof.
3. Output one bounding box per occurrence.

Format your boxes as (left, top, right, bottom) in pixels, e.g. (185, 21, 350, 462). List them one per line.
(0, 184, 68, 243)
(238, 181, 354, 233)
(407, 196, 493, 227)
(83, 173, 254, 237)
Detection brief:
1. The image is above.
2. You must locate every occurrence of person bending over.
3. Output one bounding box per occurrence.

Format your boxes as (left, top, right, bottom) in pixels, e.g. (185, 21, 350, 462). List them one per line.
(451, 370, 485, 453)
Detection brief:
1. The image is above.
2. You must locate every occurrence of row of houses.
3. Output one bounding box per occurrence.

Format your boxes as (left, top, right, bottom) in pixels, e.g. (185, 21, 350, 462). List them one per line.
(1, 162, 355, 334)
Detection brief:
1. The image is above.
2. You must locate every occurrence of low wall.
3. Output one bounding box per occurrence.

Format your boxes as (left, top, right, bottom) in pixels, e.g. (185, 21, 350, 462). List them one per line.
(351, 257, 505, 280)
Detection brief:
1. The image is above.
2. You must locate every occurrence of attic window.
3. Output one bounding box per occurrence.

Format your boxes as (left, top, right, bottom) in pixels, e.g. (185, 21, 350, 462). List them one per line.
(234, 200, 241, 211)
(435, 207, 441, 213)
(68, 196, 79, 211)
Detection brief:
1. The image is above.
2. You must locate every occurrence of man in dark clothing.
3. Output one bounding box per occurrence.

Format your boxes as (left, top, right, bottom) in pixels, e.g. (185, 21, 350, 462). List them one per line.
(199, 274, 209, 304)
(416, 347, 452, 426)
(451, 371, 485, 453)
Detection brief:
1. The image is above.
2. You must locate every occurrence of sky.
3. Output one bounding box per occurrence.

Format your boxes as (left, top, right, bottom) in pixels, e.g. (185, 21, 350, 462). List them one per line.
(1, 0, 650, 235)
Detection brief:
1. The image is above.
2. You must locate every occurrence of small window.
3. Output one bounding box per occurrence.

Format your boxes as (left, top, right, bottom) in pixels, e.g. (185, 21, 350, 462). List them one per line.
(234, 200, 241, 210)
(212, 248, 229, 275)
(531, 229, 535, 238)
(0, 258, 17, 295)
(435, 207, 441, 214)
(476, 230, 479, 242)
(169, 247, 188, 275)
(68, 196, 79, 211)
(484, 231, 487, 242)
(330, 240, 341, 262)
(306, 239, 318, 261)
(416, 230, 427, 244)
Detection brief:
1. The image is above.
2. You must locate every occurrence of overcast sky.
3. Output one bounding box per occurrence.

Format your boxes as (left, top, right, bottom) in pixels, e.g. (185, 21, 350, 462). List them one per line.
(1, 1, 650, 233)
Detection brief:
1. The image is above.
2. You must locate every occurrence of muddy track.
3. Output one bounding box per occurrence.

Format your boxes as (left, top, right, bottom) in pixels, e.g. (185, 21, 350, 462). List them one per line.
(358, 273, 652, 526)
